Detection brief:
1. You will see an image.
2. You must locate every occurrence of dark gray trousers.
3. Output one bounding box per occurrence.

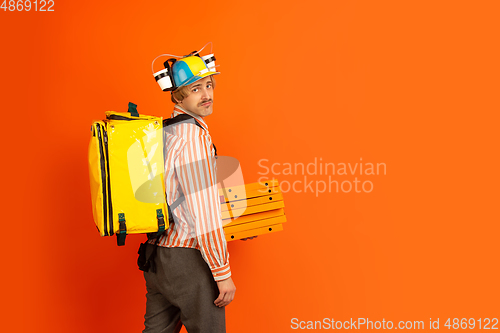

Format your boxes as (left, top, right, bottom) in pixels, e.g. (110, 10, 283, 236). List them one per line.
(143, 244, 226, 333)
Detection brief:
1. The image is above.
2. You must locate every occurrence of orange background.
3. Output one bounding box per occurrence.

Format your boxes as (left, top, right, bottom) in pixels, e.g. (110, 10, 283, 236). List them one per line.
(2, 1, 499, 332)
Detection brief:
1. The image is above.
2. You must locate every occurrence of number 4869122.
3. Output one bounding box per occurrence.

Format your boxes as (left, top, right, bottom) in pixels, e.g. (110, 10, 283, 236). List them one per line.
(444, 318, 498, 330)
(1, 0, 55, 11)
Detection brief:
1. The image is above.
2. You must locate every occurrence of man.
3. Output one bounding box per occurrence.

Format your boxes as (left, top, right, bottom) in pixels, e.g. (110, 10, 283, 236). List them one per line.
(143, 54, 235, 333)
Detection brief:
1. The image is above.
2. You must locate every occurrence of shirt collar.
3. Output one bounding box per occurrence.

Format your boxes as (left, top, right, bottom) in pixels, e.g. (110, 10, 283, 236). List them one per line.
(172, 105, 209, 131)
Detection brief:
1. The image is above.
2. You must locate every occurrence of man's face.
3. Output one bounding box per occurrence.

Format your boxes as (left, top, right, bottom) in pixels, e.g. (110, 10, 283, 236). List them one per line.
(178, 76, 214, 118)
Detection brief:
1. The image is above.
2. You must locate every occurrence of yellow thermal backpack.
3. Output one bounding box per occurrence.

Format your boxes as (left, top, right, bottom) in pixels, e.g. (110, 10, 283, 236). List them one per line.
(88, 102, 169, 246)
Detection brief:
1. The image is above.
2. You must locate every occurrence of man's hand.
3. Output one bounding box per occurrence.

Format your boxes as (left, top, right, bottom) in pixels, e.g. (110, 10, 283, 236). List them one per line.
(214, 277, 236, 307)
(241, 236, 258, 241)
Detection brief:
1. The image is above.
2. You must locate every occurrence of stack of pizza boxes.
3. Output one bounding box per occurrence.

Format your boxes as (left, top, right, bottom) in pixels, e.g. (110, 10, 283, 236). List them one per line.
(219, 179, 286, 241)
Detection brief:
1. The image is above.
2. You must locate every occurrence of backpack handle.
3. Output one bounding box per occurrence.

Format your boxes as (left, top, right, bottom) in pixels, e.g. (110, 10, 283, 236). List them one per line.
(128, 102, 139, 117)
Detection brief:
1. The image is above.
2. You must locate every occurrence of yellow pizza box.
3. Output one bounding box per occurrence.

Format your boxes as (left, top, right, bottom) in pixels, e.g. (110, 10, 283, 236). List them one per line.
(220, 179, 286, 241)
(219, 179, 280, 203)
(221, 192, 284, 212)
(226, 223, 284, 242)
(222, 208, 285, 227)
(221, 200, 285, 220)
(224, 215, 287, 234)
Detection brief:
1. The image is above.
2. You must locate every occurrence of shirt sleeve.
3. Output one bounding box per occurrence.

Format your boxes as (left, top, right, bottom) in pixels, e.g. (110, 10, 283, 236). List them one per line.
(175, 126, 231, 281)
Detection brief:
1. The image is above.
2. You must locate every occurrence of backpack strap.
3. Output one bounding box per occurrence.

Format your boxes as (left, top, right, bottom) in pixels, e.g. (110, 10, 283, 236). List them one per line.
(163, 113, 204, 129)
(116, 213, 127, 246)
(163, 114, 218, 157)
(146, 209, 166, 240)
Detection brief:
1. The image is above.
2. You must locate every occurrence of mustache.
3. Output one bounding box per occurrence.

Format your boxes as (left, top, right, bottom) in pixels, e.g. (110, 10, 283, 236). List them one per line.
(198, 99, 213, 107)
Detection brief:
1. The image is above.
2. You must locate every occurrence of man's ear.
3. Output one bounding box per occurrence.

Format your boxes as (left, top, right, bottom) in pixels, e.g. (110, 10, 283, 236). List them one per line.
(171, 93, 181, 104)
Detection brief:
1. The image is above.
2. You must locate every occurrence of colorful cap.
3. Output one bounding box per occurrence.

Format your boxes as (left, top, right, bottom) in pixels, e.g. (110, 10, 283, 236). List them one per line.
(172, 56, 220, 88)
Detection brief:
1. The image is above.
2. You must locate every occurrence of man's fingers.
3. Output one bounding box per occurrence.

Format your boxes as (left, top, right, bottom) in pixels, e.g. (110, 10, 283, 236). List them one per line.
(214, 293, 224, 305)
(214, 291, 226, 306)
(214, 290, 235, 307)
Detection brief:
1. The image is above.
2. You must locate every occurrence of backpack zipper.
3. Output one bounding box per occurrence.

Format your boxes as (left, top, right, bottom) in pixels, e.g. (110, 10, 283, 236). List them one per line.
(107, 115, 138, 121)
(103, 129, 113, 236)
(96, 124, 109, 236)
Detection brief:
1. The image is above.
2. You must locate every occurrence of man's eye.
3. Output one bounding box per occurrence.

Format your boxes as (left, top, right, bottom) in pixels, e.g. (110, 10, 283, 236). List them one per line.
(192, 88, 199, 92)
(207, 84, 212, 89)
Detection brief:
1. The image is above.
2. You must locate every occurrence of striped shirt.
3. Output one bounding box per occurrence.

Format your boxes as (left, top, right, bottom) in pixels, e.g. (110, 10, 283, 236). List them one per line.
(148, 105, 231, 281)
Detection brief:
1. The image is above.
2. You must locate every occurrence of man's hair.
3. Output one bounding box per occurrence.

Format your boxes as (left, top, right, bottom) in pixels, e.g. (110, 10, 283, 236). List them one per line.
(171, 76, 216, 104)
